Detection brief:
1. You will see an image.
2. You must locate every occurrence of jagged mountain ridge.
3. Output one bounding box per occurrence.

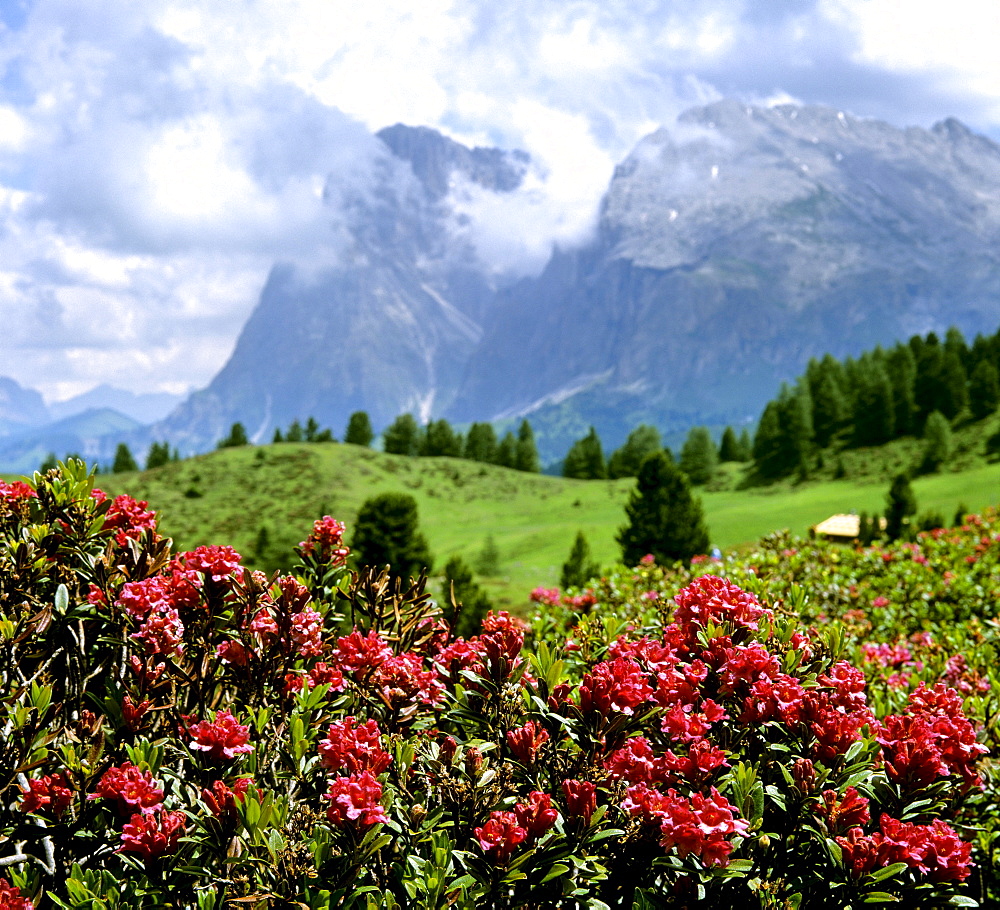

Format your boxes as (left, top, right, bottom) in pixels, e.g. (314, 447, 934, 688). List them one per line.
(153, 101, 1000, 462)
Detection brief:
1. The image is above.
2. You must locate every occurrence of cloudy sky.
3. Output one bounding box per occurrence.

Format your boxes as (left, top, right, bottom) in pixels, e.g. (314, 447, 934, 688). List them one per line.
(1, 0, 999, 403)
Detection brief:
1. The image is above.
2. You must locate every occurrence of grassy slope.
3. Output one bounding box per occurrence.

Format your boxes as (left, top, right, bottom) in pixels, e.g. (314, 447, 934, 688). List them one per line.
(77, 432, 1000, 609)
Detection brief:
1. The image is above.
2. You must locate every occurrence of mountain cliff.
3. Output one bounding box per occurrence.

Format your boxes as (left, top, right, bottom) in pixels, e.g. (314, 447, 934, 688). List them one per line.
(156, 101, 1000, 461)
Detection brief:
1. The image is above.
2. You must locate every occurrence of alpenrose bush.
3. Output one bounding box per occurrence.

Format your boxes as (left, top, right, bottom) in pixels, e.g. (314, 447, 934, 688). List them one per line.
(0, 462, 991, 908)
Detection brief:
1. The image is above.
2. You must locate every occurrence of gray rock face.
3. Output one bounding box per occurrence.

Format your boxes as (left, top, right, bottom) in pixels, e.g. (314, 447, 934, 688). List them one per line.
(159, 101, 1000, 460)
(448, 100, 1000, 452)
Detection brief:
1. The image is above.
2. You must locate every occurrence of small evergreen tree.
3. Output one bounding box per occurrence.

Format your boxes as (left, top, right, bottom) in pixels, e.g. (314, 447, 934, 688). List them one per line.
(885, 473, 917, 542)
(969, 361, 1000, 420)
(112, 442, 139, 474)
(921, 410, 952, 472)
(560, 531, 601, 589)
(736, 429, 752, 462)
(617, 452, 710, 566)
(285, 419, 304, 443)
(440, 556, 493, 639)
(495, 432, 517, 469)
(304, 417, 320, 442)
(679, 426, 718, 486)
(464, 423, 499, 464)
(351, 492, 433, 580)
(39, 452, 58, 473)
(344, 411, 374, 447)
(563, 427, 606, 480)
(382, 414, 420, 456)
(145, 441, 171, 470)
(608, 425, 663, 478)
(718, 427, 740, 463)
(421, 419, 461, 457)
(514, 420, 541, 473)
(273, 428, 284, 443)
(217, 422, 249, 449)
(474, 534, 501, 576)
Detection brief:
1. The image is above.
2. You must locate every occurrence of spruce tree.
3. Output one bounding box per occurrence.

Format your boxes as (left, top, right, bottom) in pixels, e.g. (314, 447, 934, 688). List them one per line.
(679, 426, 718, 485)
(736, 429, 752, 462)
(617, 452, 710, 566)
(464, 423, 499, 464)
(718, 427, 740, 463)
(940, 350, 968, 419)
(921, 410, 952, 472)
(885, 473, 917, 541)
(382, 414, 420, 456)
(421, 419, 461, 457)
(608, 425, 663, 478)
(886, 344, 917, 436)
(273, 428, 284, 443)
(811, 366, 847, 448)
(563, 427, 606, 479)
(969, 361, 1000, 420)
(304, 417, 320, 442)
(495, 432, 517, 468)
(344, 412, 375, 447)
(217, 423, 249, 449)
(285, 419, 304, 443)
(145, 441, 171, 470)
(752, 401, 786, 480)
(440, 556, 493, 639)
(514, 420, 541, 473)
(474, 534, 501, 576)
(852, 360, 895, 446)
(351, 492, 433, 580)
(112, 443, 139, 473)
(560, 531, 601, 589)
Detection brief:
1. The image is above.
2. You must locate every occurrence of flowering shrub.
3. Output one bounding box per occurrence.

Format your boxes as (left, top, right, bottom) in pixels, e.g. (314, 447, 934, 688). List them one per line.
(0, 460, 994, 907)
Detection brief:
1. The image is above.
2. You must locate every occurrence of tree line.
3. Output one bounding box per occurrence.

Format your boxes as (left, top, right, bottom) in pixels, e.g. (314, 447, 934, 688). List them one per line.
(752, 326, 1000, 481)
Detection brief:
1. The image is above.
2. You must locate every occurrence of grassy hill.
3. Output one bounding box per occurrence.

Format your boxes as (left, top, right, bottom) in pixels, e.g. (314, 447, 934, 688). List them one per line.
(78, 428, 1000, 609)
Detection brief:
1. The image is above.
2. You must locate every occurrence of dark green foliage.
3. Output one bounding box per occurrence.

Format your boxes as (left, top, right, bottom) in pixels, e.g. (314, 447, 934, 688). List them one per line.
(382, 413, 420, 456)
(285, 419, 304, 443)
(955, 502, 969, 526)
(344, 411, 374, 447)
(440, 555, 493, 638)
(560, 531, 601, 589)
(495, 431, 517, 468)
(617, 452, 710, 566)
(807, 355, 849, 447)
(885, 473, 917, 541)
(273, 428, 283, 443)
(563, 426, 606, 479)
(913, 333, 944, 423)
(718, 426, 740, 463)
(678, 426, 718, 486)
(858, 512, 878, 547)
(753, 385, 814, 480)
(921, 410, 952, 472)
(988, 427, 1000, 459)
(145, 441, 172, 470)
(852, 357, 895, 447)
(514, 419, 541, 473)
(39, 452, 58, 473)
(969, 361, 1000, 420)
(420, 419, 461, 457)
(464, 422, 499, 464)
(304, 416, 320, 442)
(886, 344, 917, 436)
(351, 492, 433, 580)
(217, 422, 250, 449)
(940, 350, 968, 419)
(916, 510, 947, 532)
(608, 425, 663, 478)
(112, 442, 139, 473)
(474, 534, 501, 576)
(736, 429, 752, 461)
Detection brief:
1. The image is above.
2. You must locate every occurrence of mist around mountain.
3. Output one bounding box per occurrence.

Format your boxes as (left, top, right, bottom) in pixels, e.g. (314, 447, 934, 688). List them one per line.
(10, 99, 1000, 470)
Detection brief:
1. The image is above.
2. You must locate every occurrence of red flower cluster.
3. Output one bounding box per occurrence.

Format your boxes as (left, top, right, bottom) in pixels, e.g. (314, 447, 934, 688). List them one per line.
(515, 790, 558, 835)
(325, 772, 386, 828)
(202, 777, 253, 819)
(0, 480, 36, 502)
(318, 717, 392, 775)
(506, 720, 549, 765)
(20, 773, 73, 817)
(94, 491, 158, 545)
(475, 811, 529, 863)
(298, 515, 350, 567)
(819, 787, 870, 833)
(130, 605, 184, 657)
(331, 628, 393, 673)
(188, 709, 254, 762)
(0, 878, 33, 910)
(624, 786, 748, 867)
(672, 575, 772, 643)
(578, 657, 653, 717)
(529, 586, 561, 606)
(89, 762, 164, 816)
(562, 779, 596, 823)
(371, 653, 445, 709)
(837, 815, 972, 882)
(119, 810, 186, 859)
(179, 545, 242, 583)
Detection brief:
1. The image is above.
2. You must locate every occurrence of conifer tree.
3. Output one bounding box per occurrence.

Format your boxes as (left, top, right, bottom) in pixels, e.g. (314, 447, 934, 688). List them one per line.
(112, 443, 139, 473)
(811, 366, 848, 448)
(273, 428, 283, 443)
(421, 419, 461, 457)
(217, 422, 249, 449)
(718, 426, 740, 463)
(382, 413, 420, 456)
(344, 412, 374, 447)
(886, 344, 917, 436)
(736, 428, 752, 462)
(560, 531, 601, 589)
(913, 334, 944, 423)
(852, 360, 895, 446)
(351, 492, 433, 580)
(440, 556, 493, 639)
(514, 419, 541, 473)
(608, 425, 663, 478)
(885, 473, 917, 541)
(285, 419, 304, 443)
(145, 441, 171, 470)
(969, 360, 1000, 419)
(617, 452, 710, 566)
(474, 534, 501, 576)
(464, 423, 499, 464)
(921, 410, 952, 472)
(563, 427, 606, 479)
(304, 417, 320, 442)
(495, 432, 517, 468)
(940, 350, 968, 419)
(752, 400, 786, 480)
(679, 426, 718, 485)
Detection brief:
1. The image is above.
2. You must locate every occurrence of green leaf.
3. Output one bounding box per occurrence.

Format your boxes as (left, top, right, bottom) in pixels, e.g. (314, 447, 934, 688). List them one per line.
(862, 893, 900, 903)
(867, 862, 907, 883)
(541, 862, 570, 883)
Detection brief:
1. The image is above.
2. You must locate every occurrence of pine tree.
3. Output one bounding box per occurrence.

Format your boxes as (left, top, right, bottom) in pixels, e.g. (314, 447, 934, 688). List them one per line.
(382, 414, 420, 456)
(464, 423, 499, 464)
(273, 428, 284, 443)
(921, 410, 952, 472)
(351, 492, 433, 580)
(608, 425, 663, 478)
(886, 344, 917, 436)
(563, 427, 606, 479)
(736, 429, 752, 462)
(217, 423, 249, 449)
(852, 359, 895, 446)
(679, 426, 718, 485)
(285, 420, 304, 443)
(752, 401, 786, 480)
(495, 432, 517, 468)
(969, 360, 1000, 419)
(811, 364, 848, 448)
(112, 443, 139, 473)
(718, 427, 740, 463)
(344, 412, 374, 447)
(560, 531, 601, 589)
(514, 420, 541, 473)
(145, 441, 171, 470)
(304, 417, 320, 442)
(885, 473, 917, 541)
(474, 534, 501, 576)
(440, 556, 493, 639)
(940, 350, 968, 419)
(913, 333, 944, 423)
(617, 452, 710, 566)
(421, 419, 461, 457)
